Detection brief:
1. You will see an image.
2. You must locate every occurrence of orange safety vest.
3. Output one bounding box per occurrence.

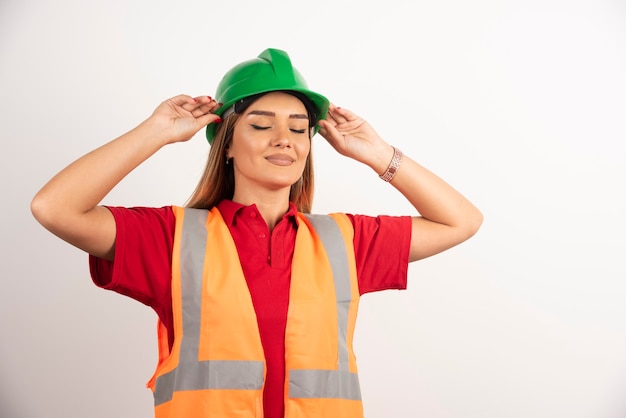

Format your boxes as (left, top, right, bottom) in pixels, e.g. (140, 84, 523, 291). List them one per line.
(147, 206, 364, 417)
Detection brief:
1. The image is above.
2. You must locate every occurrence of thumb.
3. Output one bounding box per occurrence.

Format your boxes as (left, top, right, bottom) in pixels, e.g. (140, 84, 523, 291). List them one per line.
(197, 113, 223, 129)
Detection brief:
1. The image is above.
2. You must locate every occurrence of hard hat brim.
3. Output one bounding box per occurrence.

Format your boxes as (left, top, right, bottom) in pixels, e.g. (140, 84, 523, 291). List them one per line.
(205, 88, 329, 144)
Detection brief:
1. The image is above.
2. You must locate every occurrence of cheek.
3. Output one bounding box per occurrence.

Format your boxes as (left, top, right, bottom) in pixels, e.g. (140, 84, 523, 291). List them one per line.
(296, 138, 311, 158)
(229, 136, 260, 159)
(230, 125, 258, 157)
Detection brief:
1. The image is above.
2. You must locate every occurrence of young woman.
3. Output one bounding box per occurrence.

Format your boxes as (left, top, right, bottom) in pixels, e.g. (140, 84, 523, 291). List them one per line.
(31, 48, 483, 418)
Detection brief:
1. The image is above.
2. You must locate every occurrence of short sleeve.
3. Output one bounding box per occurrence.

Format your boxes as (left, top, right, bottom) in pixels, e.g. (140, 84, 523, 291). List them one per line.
(88, 206, 175, 313)
(348, 214, 412, 295)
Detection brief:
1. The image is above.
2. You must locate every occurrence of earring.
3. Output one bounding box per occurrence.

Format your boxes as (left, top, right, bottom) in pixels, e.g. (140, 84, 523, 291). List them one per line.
(225, 156, 231, 165)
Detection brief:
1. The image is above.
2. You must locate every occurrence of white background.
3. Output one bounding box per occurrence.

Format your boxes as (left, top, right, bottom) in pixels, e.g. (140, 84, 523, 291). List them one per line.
(2, 0, 626, 417)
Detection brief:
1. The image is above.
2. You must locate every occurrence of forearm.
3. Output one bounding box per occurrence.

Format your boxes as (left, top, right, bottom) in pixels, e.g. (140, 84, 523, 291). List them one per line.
(369, 144, 483, 261)
(33, 119, 167, 216)
(30, 118, 171, 260)
(390, 152, 482, 229)
(32, 94, 218, 259)
(318, 105, 482, 261)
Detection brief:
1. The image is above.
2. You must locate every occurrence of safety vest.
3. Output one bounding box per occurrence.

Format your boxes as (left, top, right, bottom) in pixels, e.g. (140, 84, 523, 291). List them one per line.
(147, 206, 363, 417)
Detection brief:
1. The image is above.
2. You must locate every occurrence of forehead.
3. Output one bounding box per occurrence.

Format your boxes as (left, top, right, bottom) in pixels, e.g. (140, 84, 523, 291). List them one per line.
(245, 91, 308, 114)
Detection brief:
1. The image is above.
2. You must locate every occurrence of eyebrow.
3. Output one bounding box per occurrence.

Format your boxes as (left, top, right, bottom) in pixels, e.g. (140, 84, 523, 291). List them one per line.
(248, 110, 308, 120)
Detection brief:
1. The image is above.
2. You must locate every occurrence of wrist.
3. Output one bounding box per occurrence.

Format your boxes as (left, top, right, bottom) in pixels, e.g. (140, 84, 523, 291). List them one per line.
(365, 144, 394, 174)
(378, 146, 403, 182)
(136, 117, 176, 147)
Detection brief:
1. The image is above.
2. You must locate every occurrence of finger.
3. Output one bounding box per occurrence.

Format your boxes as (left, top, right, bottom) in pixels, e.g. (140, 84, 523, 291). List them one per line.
(180, 95, 215, 113)
(321, 104, 338, 125)
(326, 109, 344, 126)
(195, 113, 223, 129)
(193, 95, 215, 106)
(328, 104, 351, 124)
(330, 106, 362, 128)
(317, 119, 342, 143)
(168, 94, 196, 105)
(189, 98, 220, 118)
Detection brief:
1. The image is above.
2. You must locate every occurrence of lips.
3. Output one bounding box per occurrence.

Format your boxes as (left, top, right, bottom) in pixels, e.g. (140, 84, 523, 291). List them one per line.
(265, 154, 295, 166)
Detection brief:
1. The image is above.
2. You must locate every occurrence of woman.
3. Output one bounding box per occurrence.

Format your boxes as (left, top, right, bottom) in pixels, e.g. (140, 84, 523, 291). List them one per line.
(31, 48, 483, 418)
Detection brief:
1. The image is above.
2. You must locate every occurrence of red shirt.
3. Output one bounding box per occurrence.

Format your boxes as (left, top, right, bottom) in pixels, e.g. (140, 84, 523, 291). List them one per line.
(90, 200, 411, 418)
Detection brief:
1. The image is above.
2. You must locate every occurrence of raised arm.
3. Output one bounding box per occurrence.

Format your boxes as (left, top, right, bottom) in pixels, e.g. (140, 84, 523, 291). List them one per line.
(318, 104, 483, 262)
(31, 95, 221, 260)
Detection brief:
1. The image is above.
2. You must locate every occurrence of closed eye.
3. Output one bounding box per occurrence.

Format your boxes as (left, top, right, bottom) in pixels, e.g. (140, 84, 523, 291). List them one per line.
(251, 124, 307, 134)
(251, 124, 270, 130)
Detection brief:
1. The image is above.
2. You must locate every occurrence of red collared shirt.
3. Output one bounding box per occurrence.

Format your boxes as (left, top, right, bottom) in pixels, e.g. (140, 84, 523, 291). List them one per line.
(90, 200, 411, 418)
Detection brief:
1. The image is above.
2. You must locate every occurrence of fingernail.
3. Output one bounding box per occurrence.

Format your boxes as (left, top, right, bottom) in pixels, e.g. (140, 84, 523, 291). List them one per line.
(193, 98, 198, 103)
(207, 96, 213, 100)
(214, 117, 223, 124)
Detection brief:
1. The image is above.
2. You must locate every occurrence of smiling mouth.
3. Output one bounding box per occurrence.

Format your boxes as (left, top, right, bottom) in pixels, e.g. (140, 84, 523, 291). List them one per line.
(265, 155, 295, 166)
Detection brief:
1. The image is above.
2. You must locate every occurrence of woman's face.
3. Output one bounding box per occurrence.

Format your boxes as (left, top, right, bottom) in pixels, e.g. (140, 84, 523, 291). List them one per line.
(227, 91, 311, 197)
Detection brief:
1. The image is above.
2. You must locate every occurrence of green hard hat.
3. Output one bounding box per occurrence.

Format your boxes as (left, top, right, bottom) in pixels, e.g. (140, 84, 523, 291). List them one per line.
(206, 48, 329, 144)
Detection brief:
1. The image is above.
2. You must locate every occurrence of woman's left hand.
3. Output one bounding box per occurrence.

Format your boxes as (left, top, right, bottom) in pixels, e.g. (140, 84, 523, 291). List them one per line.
(317, 104, 394, 175)
(318, 104, 483, 262)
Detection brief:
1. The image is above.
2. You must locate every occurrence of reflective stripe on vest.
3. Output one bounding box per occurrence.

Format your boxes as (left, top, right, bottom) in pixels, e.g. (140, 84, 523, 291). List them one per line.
(154, 208, 264, 406)
(289, 214, 360, 401)
(152, 207, 361, 411)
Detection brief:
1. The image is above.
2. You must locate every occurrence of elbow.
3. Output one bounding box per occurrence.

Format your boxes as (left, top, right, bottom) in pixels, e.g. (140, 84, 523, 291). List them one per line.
(465, 207, 484, 239)
(30, 190, 58, 231)
(452, 205, 483, 243)
(31, 191, 49, 227)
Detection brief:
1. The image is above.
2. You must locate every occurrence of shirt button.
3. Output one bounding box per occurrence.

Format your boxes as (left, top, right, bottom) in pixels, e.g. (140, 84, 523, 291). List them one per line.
(259, 233, 266, 239)
(250, 212, 257, 218)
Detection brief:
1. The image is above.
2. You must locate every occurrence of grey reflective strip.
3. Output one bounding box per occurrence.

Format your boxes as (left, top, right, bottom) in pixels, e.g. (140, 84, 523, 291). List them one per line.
(154, 208, 264, 406)
(292, 215, 361, 401)
(289, 369, 361, 400)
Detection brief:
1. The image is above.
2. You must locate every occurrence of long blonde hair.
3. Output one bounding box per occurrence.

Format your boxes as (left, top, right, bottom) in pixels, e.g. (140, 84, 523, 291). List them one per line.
(186, 110, 315, 213)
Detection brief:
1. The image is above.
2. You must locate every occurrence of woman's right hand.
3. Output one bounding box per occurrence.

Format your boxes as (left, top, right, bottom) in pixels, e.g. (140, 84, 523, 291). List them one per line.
(31, 94, 222, 260)
(146, 95, 222, 144)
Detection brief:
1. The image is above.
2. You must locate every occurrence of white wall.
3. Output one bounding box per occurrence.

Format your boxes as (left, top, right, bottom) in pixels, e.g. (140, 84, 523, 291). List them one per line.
(2, 0, 626, 417)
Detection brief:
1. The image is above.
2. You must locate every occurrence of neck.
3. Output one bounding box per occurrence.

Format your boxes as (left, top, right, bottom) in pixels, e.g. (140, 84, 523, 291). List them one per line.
(232, 188, 291, 231)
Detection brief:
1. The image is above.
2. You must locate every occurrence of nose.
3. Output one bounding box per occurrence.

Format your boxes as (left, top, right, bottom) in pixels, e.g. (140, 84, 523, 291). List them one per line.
(270, 124, 292, 148)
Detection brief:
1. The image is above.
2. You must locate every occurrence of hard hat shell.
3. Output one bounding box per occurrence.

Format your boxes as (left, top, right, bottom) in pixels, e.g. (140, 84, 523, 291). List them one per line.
(206, 48, 329, 144)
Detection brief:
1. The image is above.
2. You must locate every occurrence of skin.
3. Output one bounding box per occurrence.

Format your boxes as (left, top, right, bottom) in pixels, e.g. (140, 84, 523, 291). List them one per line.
(226, 93, 312, 229)
(318, 102, 483, 261)
(31, 91, 483, 263)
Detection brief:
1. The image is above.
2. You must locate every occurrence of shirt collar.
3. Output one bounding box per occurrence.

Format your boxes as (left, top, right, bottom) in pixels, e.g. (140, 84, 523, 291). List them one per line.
(216, 199, 300, 228)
